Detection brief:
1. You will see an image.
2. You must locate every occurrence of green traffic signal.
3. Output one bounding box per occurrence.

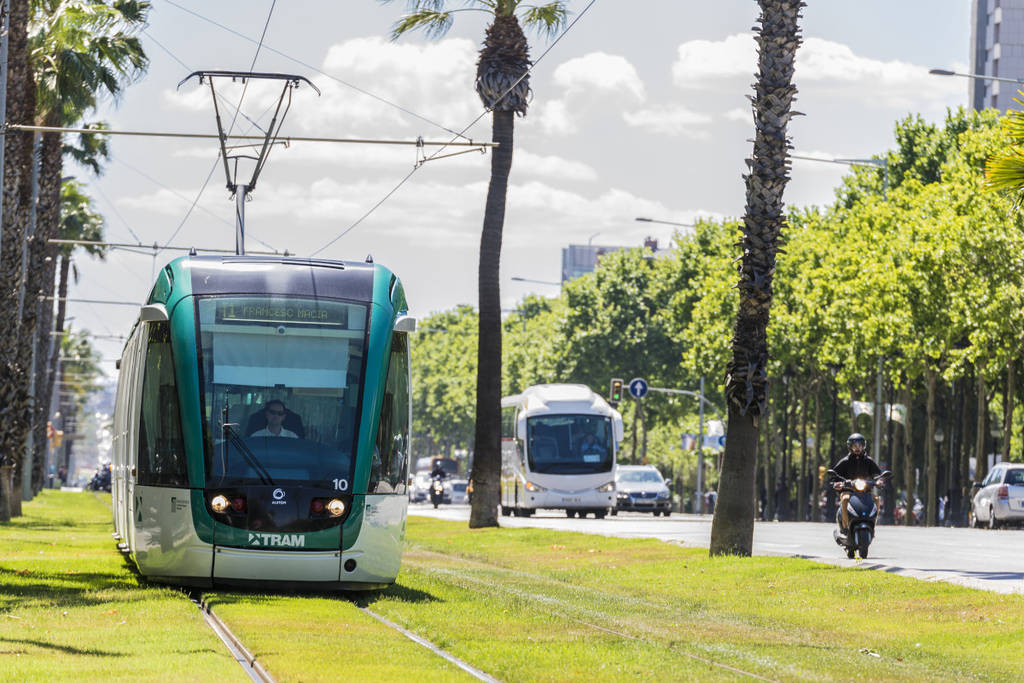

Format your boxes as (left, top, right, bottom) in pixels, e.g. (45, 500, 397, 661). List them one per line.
(610, 378, 623, 402)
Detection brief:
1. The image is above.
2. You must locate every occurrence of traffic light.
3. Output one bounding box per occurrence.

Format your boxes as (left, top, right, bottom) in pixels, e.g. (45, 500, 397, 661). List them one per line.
(609, 378, 623, 403)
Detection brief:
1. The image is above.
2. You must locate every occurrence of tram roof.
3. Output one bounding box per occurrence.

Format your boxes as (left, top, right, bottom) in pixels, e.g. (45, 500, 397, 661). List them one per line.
(175, 255, 379, 301)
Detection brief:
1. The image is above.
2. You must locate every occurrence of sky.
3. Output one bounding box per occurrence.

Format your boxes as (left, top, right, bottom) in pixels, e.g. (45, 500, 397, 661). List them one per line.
(70, 0, 973, 374)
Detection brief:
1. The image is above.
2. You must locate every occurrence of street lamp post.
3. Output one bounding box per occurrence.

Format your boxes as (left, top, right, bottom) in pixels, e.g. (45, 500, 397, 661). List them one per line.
(934, 427, 946, 525)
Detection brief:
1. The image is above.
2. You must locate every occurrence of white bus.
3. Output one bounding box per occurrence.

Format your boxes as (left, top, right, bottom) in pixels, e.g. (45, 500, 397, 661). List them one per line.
(500, 384, 624, 518)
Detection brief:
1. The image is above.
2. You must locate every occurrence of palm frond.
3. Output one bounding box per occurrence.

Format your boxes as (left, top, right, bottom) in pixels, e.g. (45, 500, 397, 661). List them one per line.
(985, 146, 1024, 192)
(390, 9, 454, 39)
(519, 2, 567, 38)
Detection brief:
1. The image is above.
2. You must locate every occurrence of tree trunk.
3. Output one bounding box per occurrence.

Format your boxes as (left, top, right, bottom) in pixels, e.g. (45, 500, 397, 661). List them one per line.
(468, 108, 514, 529)
(711, 0, 803, 555)
(0, 0, 36, 519)
(812, 381, 821, 521)
(925, 367, 937, 527)
(902, 385, 914, 526)
(1001, 359, 1014, 467)
(25, 124, 62, 494)
(974, 368, 987, 483)
(961, 369, 974, 525)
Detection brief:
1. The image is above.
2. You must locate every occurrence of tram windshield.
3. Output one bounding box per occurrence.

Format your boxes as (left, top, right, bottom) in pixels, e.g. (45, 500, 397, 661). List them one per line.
(526, 414, 614, 475)
(197, 296, 367, 490)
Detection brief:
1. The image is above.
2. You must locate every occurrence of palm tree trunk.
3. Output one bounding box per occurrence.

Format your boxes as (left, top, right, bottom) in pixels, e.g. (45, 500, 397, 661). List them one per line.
(0, 0, 36, 519)
(469, 108, 514, 529)
(711, 0, 803, 556)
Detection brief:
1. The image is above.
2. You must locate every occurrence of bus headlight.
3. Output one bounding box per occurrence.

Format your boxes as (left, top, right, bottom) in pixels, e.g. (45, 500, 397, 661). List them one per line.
(327, 498, 346, 517)
(597, 482, 615, 492)
(210, 494, 230, 514)
(524, 481, 546, 492)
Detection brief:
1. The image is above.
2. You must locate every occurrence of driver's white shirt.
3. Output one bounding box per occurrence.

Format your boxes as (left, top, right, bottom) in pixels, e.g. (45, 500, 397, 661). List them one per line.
(250, 427, 298, 438)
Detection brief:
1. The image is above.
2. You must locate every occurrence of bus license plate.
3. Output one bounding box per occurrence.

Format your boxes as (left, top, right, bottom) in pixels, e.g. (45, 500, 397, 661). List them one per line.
(562, 497, 581, 504)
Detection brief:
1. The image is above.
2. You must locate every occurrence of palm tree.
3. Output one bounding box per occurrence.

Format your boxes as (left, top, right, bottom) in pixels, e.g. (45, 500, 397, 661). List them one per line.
(29, 179, 107, 492)
(709, 0, 804, 556)
(1, 0, 38, 519)
(383, 0, 566, 528)
(10, 0, 147, 497)
(986, 92, 1024, 197)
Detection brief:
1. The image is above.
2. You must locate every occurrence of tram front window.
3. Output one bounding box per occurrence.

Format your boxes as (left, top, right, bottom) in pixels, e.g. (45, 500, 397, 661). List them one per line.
(197, 296, 366, 490)
(527, 415, 613, 474)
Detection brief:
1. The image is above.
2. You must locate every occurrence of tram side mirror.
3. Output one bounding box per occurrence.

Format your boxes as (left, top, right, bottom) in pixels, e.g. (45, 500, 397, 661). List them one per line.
(139, 303, 169, 323)
(516, 415, 528, 440)
(393, 315, 417, 332)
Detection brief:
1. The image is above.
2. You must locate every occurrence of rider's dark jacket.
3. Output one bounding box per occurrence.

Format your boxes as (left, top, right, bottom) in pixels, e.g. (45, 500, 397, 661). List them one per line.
(831, 452, 882, 481)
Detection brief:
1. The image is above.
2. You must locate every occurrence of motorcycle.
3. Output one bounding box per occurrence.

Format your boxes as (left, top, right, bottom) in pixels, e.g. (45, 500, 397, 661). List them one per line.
(429, 476, 446, 509)
(829, 469, 892, 559)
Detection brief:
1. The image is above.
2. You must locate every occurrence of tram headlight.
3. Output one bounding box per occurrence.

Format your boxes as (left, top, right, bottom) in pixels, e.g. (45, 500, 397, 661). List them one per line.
(311, 499, 325, 514)
(210, 494, 230, 514)
(231, 497, 246, 512)
(327, 498, 346, 517)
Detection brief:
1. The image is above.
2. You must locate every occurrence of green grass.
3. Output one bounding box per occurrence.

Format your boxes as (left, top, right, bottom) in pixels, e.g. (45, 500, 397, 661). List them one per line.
(0, 490, 242, 682)
(4, 493, 1023, 681)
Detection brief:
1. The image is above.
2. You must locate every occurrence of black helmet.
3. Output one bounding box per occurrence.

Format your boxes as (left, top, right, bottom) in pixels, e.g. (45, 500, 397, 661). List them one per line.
(847, 433, 866, 450)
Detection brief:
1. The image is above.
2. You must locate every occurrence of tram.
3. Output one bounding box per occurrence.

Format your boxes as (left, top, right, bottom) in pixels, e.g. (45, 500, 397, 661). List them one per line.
(110, 255, 414, 590)
(499, 384, 623, 518)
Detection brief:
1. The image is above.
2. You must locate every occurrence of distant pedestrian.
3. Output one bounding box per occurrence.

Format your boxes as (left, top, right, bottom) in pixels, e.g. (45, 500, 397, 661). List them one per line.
(705, 489, 717, 514)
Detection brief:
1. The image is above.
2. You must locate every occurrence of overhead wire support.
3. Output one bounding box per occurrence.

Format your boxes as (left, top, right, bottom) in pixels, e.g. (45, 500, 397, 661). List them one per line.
(47, 238, 286, 256)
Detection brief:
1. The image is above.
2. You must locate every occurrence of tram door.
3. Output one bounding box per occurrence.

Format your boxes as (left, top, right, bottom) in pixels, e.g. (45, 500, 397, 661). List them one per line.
(130, 320, 197, 576)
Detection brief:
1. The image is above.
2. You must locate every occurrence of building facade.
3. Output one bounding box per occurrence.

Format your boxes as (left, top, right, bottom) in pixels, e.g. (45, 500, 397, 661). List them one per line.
(971, 0, 1024, 111)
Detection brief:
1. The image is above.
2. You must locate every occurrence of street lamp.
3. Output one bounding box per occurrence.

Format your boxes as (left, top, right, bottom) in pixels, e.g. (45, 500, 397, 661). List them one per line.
(635, 217, 695, 228)
(928, 68, 1024, 86)
(826, 362, 840, 522)
(510, 276, 561, 287)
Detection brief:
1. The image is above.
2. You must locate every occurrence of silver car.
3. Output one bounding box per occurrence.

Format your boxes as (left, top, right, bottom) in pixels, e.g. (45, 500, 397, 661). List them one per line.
(615, 465, 672, 516)
(971, 463, 1024, 529)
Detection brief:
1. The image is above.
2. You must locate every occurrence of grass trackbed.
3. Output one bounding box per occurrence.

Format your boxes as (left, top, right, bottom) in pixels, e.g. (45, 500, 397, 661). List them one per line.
(2, 491, 1022, 682)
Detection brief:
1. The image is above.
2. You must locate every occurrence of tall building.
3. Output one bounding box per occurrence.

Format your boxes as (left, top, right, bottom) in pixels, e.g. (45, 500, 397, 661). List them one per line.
(971, 0, 1024, 111)
(560, 237, 666, 283)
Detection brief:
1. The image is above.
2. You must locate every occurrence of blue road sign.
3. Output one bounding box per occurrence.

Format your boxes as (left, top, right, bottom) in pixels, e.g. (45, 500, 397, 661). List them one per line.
(628, 377, 648, 399)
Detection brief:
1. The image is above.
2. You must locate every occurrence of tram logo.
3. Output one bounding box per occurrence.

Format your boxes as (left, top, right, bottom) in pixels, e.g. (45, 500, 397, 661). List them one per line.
(248, 532, 305, 548)
(272, 488, 287, 505)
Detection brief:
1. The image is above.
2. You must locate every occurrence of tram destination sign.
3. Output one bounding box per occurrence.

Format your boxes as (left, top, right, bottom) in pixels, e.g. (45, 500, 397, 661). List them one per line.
(216, 298, 346, 327)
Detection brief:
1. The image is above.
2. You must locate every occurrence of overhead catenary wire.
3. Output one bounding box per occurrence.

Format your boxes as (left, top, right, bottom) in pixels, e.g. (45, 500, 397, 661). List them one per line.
(49, 238, 286, 255)
(309, 0, 600, 257)
(161, 0, 473, 141)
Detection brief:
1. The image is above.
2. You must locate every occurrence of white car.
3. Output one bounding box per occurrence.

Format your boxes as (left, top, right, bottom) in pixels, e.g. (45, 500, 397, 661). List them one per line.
(971, 463, 1024, 529)
(447, 479, 470, 505)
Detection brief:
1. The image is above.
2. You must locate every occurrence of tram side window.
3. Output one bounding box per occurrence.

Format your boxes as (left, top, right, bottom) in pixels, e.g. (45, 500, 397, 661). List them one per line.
(138, 321, 188, 487)
(370, 333, 410, 494)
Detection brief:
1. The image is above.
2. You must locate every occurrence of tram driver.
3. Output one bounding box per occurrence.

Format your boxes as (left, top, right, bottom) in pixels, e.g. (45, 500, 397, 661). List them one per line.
(250, 400, 299, 438)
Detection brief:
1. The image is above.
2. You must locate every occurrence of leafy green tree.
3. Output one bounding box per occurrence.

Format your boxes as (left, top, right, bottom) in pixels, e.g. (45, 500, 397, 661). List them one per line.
(711, 0, 804, 556)
(383, 0, 567, 528)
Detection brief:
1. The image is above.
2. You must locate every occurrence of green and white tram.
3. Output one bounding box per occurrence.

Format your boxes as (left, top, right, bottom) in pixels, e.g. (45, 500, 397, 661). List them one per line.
(111, 255, 414, 590)
(499, 384, 624, 519)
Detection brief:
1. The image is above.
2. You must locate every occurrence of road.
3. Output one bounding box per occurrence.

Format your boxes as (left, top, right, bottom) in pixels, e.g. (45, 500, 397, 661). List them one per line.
(409, 504, 1024, 595)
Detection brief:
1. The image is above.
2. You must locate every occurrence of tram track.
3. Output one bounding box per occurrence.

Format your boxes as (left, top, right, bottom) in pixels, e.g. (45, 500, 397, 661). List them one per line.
(189, 592, 275, 683)
(402, 550, 779, 682)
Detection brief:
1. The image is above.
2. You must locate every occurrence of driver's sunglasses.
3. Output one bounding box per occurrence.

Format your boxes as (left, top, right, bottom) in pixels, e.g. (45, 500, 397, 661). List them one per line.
(267, 409, 285, 416)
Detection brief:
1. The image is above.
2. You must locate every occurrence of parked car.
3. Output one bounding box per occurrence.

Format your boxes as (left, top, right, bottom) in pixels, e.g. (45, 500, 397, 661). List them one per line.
(615, 465, 672, 516)
(971, 463, 1024, 529)
(409, 472, 430, 503)
(447, 479, 470, 505)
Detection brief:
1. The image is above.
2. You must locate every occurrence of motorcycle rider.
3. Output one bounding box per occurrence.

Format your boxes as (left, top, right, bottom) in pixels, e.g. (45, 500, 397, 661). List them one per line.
(830, 433, 883, 533)
(430, 459, 448, 482)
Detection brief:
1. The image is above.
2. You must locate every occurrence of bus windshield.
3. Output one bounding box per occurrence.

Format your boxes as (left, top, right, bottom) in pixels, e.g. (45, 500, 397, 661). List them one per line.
(196, 296, 366, 490)
(526, 414, 613, 475)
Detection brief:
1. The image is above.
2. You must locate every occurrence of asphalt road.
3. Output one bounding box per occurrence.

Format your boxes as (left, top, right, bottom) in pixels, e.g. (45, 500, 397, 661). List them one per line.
(409, 504, 1024, 595)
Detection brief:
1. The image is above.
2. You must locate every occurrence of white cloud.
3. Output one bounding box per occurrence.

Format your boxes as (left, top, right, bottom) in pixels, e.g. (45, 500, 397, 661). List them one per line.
(623, 105, 712, 137)
(534, 98, 575, 135)
(724, 107, 750, 122)
(552, 52, 646, 101)
(671, 33, 965, 110)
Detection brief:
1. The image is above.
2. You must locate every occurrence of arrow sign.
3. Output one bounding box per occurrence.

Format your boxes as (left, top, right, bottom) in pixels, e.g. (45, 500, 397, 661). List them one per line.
(628, 377, 648, 399)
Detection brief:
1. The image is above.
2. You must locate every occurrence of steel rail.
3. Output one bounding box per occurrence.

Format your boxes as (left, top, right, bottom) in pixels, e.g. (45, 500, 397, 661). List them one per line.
(192, 593, 275, 683)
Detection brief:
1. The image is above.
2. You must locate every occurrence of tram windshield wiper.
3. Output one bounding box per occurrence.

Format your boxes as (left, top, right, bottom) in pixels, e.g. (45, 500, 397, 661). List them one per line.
(221, 422, 275, 485)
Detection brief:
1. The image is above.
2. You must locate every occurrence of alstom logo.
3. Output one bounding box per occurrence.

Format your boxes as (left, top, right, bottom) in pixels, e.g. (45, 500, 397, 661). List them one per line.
(248, 532, 305, 547)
